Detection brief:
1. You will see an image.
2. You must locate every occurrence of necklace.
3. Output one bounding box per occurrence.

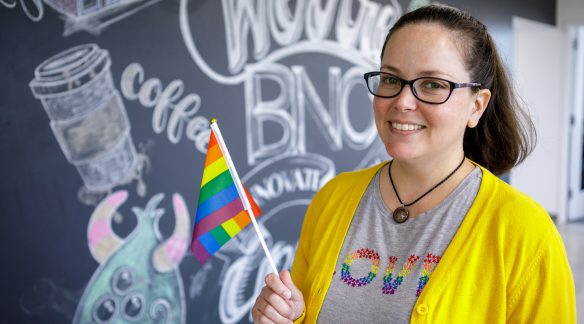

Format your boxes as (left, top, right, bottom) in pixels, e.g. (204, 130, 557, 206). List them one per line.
(388, 155, 466, 224)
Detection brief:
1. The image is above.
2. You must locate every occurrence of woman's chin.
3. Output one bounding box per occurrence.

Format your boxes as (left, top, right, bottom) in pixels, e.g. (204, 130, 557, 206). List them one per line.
(384, 144, 422, 162)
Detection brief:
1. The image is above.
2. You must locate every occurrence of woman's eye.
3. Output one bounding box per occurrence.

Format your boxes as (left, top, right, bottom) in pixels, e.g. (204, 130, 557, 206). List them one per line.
(422, 80, 447, 89)
(381, 76, 400, 85)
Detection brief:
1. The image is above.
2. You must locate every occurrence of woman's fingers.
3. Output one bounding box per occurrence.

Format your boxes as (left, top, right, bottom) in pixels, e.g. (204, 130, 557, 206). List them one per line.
(252, 271, 304, 323)
(253, 287, 293, 323)
(265, 272, 293, 300)
(256, 293, 291, 323)
(262, 284, 295, 319)
(279, 270, 301, 301)
(279, 270, 305, 320)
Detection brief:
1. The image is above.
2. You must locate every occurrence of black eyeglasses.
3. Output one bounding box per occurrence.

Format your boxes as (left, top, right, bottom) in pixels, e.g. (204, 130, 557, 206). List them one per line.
(363, 71, 482, 104)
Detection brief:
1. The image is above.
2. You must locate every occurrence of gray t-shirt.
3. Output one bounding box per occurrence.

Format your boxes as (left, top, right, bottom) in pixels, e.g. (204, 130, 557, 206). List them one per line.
(318, 166, 482, 323)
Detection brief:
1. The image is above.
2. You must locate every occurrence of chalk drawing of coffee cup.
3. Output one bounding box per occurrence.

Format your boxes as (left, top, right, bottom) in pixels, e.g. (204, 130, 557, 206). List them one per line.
(30, 44, 140, 194)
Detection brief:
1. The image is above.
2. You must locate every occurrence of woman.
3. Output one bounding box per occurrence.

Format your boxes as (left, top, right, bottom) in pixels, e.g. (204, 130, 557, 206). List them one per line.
(252, 4, 576, 323)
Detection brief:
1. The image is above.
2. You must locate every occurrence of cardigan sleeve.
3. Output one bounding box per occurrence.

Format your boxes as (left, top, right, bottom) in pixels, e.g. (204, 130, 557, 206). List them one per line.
(290, 172, 348, 323)
(290, 184, 322, 295)
(291, 179, 330, 324)
(506, 227, 577, 323)
(290, 199, 314, 324)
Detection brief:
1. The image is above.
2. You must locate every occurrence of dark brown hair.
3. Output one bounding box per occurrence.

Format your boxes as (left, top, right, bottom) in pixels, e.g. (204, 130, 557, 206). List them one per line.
(381, 4, 536, 175)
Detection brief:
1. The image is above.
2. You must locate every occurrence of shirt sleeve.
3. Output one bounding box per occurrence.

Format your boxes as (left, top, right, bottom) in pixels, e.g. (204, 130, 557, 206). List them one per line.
(506, 227, 577, 323)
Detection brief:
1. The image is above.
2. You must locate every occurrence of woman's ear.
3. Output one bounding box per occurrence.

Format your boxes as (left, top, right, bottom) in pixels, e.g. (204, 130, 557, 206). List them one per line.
(467, 89, 491, 128)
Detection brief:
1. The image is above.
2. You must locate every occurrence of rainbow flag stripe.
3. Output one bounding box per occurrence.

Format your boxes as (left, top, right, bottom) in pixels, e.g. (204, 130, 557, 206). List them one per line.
(191, 130, 261, 264)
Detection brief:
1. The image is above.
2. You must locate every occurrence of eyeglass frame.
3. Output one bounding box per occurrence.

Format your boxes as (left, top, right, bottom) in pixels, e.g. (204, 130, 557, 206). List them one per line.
(363, 71, 483, 105)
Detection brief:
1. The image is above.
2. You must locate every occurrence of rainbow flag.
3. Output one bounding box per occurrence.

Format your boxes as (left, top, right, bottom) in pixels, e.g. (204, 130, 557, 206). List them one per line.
(191, 129, 261, 264)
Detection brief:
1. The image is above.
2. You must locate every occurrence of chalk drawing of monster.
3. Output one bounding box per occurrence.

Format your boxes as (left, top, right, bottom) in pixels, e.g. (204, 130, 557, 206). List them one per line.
(73, 191, 190, 323)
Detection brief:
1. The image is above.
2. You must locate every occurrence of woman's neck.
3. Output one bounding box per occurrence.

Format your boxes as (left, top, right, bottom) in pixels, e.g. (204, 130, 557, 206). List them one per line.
(392, 154, 463, 182)
(388, 151, 470, 205)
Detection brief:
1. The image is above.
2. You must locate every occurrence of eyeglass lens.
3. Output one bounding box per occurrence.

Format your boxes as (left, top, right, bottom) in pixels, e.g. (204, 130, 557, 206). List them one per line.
(367, 73, 452, 104)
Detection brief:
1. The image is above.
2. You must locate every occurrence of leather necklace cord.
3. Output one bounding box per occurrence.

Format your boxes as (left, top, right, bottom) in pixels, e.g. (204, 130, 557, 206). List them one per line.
(388, 154, 466, 223)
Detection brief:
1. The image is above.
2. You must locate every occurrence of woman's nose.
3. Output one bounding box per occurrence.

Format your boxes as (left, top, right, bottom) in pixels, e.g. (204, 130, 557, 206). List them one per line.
(393, 84, 418, 111)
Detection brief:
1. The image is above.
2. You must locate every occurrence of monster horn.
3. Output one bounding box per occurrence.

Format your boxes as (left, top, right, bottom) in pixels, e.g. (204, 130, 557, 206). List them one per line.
(87, 191, 128, 264)
(152, 193, 190, 273)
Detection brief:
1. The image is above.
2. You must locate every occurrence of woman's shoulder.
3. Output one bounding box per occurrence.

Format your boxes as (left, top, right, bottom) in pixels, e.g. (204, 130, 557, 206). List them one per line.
(476, 166, 556, 244)
(317, 162, 386, 196)
(479, 167, 548, 217)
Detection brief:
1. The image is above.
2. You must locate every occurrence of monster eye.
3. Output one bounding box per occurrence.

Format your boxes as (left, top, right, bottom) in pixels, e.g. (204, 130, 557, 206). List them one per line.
(112, 267, 134, 295)
(122, 294, 145, 321)
(149, 298, 171, 322)
(92, 295, 117, 323)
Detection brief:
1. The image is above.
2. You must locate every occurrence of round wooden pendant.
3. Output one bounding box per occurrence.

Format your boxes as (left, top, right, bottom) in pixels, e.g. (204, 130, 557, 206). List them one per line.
(393, 206, 409, 224)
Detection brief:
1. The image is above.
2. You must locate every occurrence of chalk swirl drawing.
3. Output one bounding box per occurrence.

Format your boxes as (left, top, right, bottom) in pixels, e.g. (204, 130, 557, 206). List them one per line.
(1, 0, 160, 34)
(219, 240, 295, 324)
(1, 0, 44, 21)
(119, 62, 210, 154)
(74, 190, 190, 323)
(30, 44, 148, 203)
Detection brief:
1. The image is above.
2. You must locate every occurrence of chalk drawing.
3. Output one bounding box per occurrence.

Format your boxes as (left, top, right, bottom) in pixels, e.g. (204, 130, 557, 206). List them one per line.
(244, 64, 378, 164)
(1, 0, 44, 21)
(180, 0, 402, 84)
(29, 44, 148, 202)
(120, 62, 210, 154)
(180, 0, 400, 166)
(20, 278, 79, 321)
(241, 153, 335, 210)
(74, 190, 190, 323)
(2, 0, 160, 34)
(219, 241, 295, 324)
(188, 262, 213, 300)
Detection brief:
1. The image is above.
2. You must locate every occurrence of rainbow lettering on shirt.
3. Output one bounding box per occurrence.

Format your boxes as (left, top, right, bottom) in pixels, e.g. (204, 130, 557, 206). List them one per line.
(340, 248, 380, 287)
(416, 253, 441, 297)
(337, 249, 443, 296)
(382, 254, 420, 295)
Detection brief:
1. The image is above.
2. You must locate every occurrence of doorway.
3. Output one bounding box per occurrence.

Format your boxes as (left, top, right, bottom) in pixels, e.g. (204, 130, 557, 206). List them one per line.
(568, 26, 584, 221)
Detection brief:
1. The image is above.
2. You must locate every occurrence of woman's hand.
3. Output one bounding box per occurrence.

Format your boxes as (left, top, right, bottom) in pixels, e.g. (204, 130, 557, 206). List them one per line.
(252, 270, 305, 323)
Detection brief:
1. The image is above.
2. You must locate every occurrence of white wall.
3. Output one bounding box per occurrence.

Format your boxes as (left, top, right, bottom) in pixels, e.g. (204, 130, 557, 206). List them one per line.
(511, 17, 566, 221)
(558, 0, 584, 221)
(511, 0, 584, 223)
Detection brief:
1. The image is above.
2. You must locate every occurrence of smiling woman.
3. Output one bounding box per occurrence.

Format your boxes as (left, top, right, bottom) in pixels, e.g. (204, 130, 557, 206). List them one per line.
(372, 21, 492, 173)
(251, 4, 576, 324)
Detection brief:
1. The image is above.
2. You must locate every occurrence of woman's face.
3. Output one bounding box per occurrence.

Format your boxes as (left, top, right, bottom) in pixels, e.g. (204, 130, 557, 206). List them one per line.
(374, 23, 490, 163)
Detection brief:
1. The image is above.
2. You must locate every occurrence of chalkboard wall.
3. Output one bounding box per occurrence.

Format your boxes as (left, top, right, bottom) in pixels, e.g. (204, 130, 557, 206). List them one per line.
(1, 0, 555, 323)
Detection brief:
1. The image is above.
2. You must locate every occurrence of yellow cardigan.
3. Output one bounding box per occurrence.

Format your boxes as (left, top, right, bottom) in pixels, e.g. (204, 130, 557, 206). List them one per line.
(291, 162, 576, 323)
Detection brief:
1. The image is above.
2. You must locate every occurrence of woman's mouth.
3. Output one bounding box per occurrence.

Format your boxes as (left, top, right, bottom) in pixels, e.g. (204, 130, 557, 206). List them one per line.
(391, 122, 425, 131)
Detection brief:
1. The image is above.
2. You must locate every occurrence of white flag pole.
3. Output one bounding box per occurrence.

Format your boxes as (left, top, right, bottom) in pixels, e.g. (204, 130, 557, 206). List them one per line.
(210, 118, 280, 276)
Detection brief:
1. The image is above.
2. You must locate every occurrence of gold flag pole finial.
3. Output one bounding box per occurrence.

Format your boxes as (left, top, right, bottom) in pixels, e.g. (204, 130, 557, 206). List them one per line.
(210, 118, 217, 124)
